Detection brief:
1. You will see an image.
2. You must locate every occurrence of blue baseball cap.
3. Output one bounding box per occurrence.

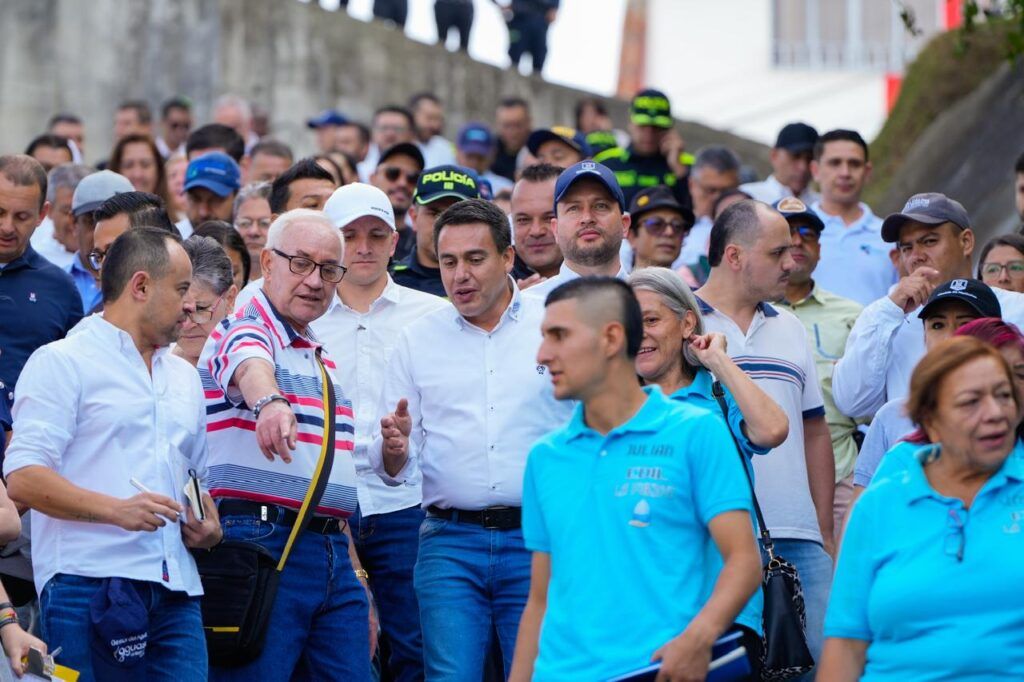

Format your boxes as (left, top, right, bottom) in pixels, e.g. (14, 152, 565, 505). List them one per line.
(457, 122, 495, 156)
(773, 197, 825, 233)
(184, 152, 241, 197)
(527, 126, 592, 158)
(553, 161, 626, 213)
(90, 578, 149, 680)
(306, 109, 348, 129)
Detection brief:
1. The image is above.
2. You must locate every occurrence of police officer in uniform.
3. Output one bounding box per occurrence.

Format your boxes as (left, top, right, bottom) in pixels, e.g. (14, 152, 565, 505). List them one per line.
(594, 88, 692, 207)
(391, 164, 481, 296)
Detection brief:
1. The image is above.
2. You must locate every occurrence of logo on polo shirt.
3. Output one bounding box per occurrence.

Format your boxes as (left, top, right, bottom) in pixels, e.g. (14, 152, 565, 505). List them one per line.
(536, 365, 545, 374)
(628, 499, 651, 527)
(1004, 510, 1023, 534)
(28, 292, 36, 303)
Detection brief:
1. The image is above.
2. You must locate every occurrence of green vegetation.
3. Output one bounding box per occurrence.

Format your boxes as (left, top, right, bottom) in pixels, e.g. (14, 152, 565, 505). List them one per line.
(864, 21, 1010, 208)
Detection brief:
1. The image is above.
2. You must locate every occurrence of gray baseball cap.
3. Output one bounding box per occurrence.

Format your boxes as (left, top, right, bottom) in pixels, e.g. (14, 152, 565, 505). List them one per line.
(71, 170, 134, 217)
(881, 192, 971, 243)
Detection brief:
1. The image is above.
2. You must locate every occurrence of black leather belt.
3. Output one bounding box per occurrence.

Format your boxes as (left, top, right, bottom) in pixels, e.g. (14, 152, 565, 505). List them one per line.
(426, 505, 521, 530)
(217, 500, 345, 535)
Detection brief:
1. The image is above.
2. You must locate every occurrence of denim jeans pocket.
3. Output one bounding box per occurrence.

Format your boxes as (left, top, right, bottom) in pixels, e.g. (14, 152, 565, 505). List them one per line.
(221, 515, 276, 542)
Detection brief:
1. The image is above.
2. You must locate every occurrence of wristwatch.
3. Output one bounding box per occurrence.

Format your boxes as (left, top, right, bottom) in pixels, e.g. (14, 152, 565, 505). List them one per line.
(252, 393, 290, 419)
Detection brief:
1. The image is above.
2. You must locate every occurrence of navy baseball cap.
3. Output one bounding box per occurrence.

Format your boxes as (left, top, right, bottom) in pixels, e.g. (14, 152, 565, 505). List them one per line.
(775, 123, 819, 154)
(527, 126, 592, 158)
(415, 165, 481, 205)
(881, 192, 971, 243)
(184, 152, 241, 197)
(918, 278, 1001, 320)
(630, 186, 694, 226)
(773, 197, 825, 233)
(377, 142, 425, 170)
(306, 109, 348, 129)
(630, 88, 673, 129)
(90, 578, 149, 680)
(457, 123, 495, 156)
(553, 161, 626, 213)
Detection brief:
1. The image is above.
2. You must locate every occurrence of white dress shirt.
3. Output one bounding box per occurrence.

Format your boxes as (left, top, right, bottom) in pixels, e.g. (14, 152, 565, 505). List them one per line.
(832, 286, 1024, 418)
(740, 174, 819, 207)
(369, 282, 574, 510)
(4, 315, 207, 596)
(523, 260, 628, 302)
(311, 278, 448, 517)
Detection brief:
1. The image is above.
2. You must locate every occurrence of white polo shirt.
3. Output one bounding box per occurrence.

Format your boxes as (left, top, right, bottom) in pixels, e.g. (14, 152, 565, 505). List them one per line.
(697, 297, 826, 543)
(311, 277, 448, 517)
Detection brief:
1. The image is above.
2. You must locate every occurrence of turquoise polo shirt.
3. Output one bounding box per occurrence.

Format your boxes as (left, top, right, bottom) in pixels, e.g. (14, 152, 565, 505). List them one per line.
(522, 387, 755, 681)
(826, 444, 1024, 681)
(670, 367, 766, 635)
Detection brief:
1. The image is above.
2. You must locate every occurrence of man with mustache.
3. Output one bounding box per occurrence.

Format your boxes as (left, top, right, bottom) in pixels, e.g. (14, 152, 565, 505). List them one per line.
(523, 161, 627, 301)
(695, 199, 836, 672)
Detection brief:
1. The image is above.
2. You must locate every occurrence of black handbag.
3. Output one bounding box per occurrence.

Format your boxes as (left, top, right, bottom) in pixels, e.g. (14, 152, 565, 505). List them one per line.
(712, 381, 815, 681)
(194, 348, 338, 667)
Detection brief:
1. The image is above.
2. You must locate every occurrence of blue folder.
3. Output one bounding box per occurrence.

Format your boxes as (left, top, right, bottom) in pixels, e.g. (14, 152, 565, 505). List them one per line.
(606, 630, 751, 682)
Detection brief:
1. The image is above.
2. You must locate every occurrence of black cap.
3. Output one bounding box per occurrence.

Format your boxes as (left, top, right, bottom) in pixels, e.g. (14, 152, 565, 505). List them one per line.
(881, 192, 971, 243)
(414, 165, 481, 205)
(377, 142, 425, 170)
(629, 186, 695, 226)
(630, 88, 673, 129)
(918, 278, 1001, 320)
(773, 197, 825, 233)
(775, 123, 819, 153)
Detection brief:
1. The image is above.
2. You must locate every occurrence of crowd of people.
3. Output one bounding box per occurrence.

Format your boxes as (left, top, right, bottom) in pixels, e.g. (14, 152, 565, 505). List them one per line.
(1, 81, 1024, 682)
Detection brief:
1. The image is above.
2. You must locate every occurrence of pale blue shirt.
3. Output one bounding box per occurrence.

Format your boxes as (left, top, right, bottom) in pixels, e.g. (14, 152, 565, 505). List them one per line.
(811, 202, 896, 306)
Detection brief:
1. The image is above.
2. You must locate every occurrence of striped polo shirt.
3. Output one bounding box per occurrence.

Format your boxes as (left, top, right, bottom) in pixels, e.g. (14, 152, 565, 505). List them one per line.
(199, 289, 358, 518)
(697, 296, 826, 543)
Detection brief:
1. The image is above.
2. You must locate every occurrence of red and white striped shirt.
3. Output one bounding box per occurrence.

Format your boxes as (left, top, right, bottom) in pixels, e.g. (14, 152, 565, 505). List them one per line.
(199, 290, 358, 518)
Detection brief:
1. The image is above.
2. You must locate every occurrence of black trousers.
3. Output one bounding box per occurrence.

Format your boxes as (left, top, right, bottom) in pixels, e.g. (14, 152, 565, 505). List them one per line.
(373, 0, 408, 27)
(435, 0, 474, 51)
(507, 12, 549, 73)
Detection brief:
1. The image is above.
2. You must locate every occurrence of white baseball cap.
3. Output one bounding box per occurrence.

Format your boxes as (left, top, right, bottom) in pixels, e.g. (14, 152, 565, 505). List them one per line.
(323, 183, 396, 232)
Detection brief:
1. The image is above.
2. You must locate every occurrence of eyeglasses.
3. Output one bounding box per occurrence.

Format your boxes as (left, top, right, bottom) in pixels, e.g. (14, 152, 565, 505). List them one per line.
(640, 217, 689, 237)
(235, 218, 272, 231)
(272, 248, 347, 283)
(381, 167, 419, 185)
(184, 293, 225, 325)
(944, 507, 966, 563)
(982, 261, 1024, 277)
(88, 248, 108, 270)
(790, 226, 820, 244)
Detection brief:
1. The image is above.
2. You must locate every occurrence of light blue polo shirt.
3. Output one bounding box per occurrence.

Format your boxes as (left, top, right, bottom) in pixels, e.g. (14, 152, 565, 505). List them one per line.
(522, 387, 754, 681)
(670, 367, 767, 635)
(826, 443, 1024, 681)
(811, 201, 897, 307)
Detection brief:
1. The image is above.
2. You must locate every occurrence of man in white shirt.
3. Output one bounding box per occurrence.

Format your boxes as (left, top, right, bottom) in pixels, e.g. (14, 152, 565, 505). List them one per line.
(741, 122, 820, 206)
(695, 199, 836, 669)
(5, 227, 222, 678)
(312, 184, 447, 681)
(372, 198, 574, 680)
(832, 192, 1024, 419)
(524, 160, 629, 301)
(809, 129, 896, 306)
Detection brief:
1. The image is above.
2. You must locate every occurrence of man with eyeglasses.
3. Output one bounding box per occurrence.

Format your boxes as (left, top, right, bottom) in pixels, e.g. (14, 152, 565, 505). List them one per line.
(371, 143, 425, 263)
(775, 197, 864, 540)
(88, 192, 178, 294)
(199, 208, 372, 680)
(624, 185, 694, 272)
(392, 164, 481, 297)
(67, 170, 135, 312)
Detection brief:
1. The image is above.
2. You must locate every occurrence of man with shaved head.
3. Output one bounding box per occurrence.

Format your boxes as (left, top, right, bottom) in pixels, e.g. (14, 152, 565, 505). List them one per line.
(510, 277, 760, 680)
(695, 199, 835, 669)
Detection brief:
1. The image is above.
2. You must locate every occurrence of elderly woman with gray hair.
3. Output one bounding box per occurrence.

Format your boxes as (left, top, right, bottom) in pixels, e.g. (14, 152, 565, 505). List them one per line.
(172, 235, 238, 367)
(629, 266, 791, 675)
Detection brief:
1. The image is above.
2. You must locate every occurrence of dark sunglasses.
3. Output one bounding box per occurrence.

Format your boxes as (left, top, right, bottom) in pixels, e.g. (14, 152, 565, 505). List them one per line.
(382, 167, 419, 185)
(790, 226, 820, 244)
(640, 217, 689, 237)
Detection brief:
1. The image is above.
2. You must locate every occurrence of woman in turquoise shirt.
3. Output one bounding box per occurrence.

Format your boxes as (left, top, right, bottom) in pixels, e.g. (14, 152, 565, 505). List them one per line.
(818, 336, 1024, 681)
(629, 267, 789, 675)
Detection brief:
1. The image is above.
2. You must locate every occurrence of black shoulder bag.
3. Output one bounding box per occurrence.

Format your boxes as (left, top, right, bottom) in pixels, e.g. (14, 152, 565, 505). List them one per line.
(711, 380, 814, 681)
(193, 349, 337, 667)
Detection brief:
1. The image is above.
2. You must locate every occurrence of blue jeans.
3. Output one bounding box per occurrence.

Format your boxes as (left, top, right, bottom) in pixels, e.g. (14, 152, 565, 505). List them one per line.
(761, 539, 832, 682)
(39, 573, 207, 681)
(413, 517, 530, 681)
(350, 505, 425, 682)
(210, 515, 370, 682)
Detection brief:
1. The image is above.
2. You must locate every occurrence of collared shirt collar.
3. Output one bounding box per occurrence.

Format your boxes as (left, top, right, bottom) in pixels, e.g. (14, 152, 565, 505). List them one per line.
(696, 295, 779, 318)
(565, 386, 672, 442)
(669, 366, 714, 401)
(811, 201, 878, 233)
(558, 261, 628, 282)
(451, 276, 523, 330)
(84, 313, 169, 361)
(780, 280, 826, 308)
(252, 288, 320, 348)
(327, 274, 402, 314)
(1, 244, 43, 273)
(903, 441, 1024, 504)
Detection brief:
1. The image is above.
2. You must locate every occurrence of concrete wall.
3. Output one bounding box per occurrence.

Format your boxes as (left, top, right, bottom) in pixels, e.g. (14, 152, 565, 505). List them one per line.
(0, 0, 768, 172)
